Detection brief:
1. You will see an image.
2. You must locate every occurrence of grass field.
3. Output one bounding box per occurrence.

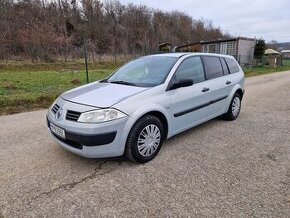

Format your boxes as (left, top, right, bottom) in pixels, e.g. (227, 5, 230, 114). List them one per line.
(244, 59, 290, 76)
(0, 61, 123, 115)
(1, 60, 290, 115)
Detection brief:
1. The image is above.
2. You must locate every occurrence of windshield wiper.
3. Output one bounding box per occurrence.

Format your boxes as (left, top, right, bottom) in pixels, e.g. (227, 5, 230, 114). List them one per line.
(109, 80, 137, 86)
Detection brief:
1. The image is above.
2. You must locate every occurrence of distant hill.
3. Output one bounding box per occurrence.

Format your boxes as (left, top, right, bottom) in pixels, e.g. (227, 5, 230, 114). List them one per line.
(267, 42, 290, 51)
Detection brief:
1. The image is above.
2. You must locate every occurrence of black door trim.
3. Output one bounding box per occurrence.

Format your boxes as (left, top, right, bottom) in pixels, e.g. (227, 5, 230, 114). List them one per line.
(174, 95, 228, 117)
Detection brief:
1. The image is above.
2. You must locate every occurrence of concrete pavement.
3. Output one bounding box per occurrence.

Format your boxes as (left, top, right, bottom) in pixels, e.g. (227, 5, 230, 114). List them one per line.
(1, 71, 290, 217)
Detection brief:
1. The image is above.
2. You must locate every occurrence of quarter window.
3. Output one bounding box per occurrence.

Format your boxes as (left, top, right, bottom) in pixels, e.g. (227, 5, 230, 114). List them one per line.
(203, 56, 223, 79)
(225, 58, 240, 73)
(175, 57, 205, 83)
(220, 58, 230, 75)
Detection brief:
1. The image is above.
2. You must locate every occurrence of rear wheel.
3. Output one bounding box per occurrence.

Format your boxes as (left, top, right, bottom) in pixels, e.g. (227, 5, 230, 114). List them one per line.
(222, 92, 241, 120)
(125, 115, 165, 163)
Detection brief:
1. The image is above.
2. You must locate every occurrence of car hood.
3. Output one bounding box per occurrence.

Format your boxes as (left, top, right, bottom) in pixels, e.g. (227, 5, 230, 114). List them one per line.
(61, 82, 148, 108)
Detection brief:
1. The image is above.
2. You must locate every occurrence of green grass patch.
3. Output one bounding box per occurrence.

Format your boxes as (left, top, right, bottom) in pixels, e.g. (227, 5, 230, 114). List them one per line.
(244, 64, 290, 77)
(0, 61, 122, 115)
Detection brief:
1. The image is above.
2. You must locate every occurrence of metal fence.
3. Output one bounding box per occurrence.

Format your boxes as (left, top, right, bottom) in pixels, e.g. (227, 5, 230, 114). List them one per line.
(236, 54, 290, 70)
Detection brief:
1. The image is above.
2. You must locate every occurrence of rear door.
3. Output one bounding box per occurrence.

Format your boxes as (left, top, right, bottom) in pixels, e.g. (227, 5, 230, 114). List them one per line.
(220, 57, 235, 96)
(201, 56, 230, 117)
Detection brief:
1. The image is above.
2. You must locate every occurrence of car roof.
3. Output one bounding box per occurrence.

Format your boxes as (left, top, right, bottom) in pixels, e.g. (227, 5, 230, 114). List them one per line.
(149, 53, 189, 58)
(148, 52, 236, 59)
(187, 52, 236, 59)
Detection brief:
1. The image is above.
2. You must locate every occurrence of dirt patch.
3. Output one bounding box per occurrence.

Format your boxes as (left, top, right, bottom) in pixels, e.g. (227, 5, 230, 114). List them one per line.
(37, 95, 53, 103)
(70, 79, 81, 85)
(3, 82, 17, 90)
(266, 153, 277, 162)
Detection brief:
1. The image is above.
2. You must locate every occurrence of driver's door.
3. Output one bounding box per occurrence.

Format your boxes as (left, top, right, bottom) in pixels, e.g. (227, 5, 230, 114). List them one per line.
(168, 56, 212, 135)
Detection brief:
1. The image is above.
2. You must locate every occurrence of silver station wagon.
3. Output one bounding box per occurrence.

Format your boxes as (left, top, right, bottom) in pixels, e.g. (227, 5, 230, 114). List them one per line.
(47, 53, 245, 163)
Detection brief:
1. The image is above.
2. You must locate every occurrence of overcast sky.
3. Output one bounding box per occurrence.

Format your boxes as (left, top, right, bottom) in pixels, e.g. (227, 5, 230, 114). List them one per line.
(120, 0, 290, 42)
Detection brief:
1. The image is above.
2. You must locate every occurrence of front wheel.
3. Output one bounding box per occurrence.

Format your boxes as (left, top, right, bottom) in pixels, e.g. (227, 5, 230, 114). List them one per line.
(222, 92, 242, 120)
(125, 115, 165, 163)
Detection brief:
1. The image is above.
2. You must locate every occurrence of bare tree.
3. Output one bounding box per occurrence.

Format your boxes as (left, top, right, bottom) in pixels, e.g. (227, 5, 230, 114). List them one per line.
(0, 0, 226, 61)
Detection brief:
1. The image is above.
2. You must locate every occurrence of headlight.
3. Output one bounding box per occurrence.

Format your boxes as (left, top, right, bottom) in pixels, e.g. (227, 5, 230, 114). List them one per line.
(77, 109, 127, 123)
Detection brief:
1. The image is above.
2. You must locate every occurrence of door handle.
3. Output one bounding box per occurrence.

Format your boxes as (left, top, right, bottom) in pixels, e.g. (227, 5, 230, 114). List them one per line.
(226, 81, 232, 85)
(202, 87, 210, 92)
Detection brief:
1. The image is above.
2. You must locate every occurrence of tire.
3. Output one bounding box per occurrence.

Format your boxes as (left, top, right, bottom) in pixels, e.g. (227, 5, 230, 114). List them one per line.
(222, 92, 242, 121)
(125, 115, 165, 163)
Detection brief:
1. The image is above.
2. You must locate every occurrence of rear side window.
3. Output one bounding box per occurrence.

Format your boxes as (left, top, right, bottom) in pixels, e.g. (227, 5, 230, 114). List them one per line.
(203, 56, 223, 79)
(175, 57, 205, 83)
(225, 58, 240, 74)
(220, 58, 230, 75)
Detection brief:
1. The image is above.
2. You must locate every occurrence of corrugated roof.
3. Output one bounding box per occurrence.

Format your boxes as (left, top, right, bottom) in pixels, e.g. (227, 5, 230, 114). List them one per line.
(265, 49, 280, 55)
(158, 42, 172, 47)
(176, 42, 200, 49)
(200, 36, 256, 44)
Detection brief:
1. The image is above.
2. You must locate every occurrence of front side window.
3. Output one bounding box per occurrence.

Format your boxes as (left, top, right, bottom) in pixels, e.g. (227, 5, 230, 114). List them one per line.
(174, 57, 205, 83)
(107, 56, 178, 87)
(203, 56, 224, 79)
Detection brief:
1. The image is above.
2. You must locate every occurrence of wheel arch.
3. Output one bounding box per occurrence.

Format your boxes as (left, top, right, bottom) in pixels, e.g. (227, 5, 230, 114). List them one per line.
(141, 111, 169, 139)
(124, 106, 170, 141)
(236, 88, 244, 100)
(122, 108, 170, 161)
(229, 84, 244, 101)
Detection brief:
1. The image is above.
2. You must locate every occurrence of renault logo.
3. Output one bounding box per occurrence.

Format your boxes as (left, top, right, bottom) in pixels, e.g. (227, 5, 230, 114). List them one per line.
(56, 108, 62, 120)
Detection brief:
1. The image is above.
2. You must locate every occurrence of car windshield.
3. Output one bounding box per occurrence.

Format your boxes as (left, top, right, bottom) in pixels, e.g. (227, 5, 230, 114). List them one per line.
(107, 56, 178, 87)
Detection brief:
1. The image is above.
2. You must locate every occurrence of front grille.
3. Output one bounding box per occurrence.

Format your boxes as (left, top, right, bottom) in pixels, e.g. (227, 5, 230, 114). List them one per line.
(66, 110, 81, 122)
(51, 104, 60, 114)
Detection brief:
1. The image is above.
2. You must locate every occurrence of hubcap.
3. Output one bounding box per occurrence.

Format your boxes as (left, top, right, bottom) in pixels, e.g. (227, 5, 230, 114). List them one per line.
(137, 124, 161, 157)
(232, 96, 241, 117)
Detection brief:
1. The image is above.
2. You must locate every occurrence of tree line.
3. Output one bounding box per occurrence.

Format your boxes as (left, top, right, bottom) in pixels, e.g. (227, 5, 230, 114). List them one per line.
(0, 0, 227, 62)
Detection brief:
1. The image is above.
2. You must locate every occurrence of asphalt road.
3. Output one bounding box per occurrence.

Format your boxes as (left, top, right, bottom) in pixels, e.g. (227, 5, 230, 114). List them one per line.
(1, 71, 290, 217)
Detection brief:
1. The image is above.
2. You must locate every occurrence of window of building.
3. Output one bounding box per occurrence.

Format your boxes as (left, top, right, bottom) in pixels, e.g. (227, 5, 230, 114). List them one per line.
(220, 42, 227, 54)
(209, 44, 217, 53)
(203, 45, 209, 53)
(226, 41, 236, 56)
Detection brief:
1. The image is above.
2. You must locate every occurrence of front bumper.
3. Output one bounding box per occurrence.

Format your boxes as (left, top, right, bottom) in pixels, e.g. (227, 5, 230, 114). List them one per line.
(47, 117, 117, 149)
(47, 98, 129, 158)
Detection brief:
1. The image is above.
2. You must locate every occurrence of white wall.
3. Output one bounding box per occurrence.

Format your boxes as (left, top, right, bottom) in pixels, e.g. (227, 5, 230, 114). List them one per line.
(237, 39, 256, 65)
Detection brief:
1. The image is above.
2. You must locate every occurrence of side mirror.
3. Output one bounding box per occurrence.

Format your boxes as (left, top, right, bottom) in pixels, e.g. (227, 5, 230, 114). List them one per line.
(168, 79, 193, 90)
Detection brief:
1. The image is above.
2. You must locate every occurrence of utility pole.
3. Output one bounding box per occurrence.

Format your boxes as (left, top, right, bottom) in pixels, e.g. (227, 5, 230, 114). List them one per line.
(144, 40, 147, 56)
(83, 38, 89, 83)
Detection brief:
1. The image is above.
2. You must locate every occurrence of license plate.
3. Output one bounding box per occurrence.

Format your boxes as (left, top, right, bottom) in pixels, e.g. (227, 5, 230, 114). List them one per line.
(50, 122, 65, 139)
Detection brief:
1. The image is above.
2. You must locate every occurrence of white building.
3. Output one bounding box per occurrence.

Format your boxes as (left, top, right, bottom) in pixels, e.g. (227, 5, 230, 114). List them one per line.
(201, 37, 256, 66)
(281, 50, 290, 58)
